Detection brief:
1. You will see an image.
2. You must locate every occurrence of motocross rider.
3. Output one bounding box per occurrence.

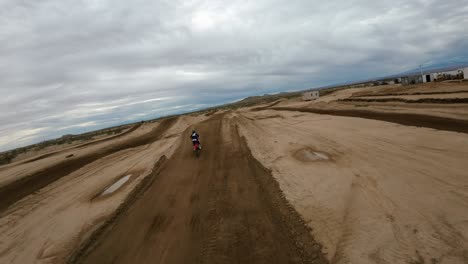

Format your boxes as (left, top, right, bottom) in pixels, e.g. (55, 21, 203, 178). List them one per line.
(190, 129, 201, 149)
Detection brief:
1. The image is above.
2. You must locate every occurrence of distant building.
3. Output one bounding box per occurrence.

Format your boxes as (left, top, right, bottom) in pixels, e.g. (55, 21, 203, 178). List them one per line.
(401, 68, 468, 85)
(381, 78, 401, 85)
(302, 91, 319, 101)
(434, 69, 464, 81)
(401, 74, 423, 85)
(422, 73, 436, 83)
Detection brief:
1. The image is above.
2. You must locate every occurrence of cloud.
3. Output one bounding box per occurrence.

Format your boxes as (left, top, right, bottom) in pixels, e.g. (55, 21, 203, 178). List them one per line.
(57, 121, 98, 131)
(1, 0, 468, 151)
(0, 127, 49, 147)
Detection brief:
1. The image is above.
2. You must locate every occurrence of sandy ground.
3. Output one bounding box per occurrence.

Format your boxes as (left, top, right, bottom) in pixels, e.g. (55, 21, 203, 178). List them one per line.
(236, 109, 468, 264)
(0, 82, 467, 264)
(0, 114, 209, 263)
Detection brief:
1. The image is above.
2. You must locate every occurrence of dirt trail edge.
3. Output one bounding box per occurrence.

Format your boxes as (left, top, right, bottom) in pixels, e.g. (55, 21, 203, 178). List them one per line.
(272, 107, 468, 134)
(70, 114, 327, 264)
(0, 118, 177, 214)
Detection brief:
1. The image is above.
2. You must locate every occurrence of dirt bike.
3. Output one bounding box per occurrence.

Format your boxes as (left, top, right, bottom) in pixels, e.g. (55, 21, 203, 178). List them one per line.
(193, 142, 202, 157)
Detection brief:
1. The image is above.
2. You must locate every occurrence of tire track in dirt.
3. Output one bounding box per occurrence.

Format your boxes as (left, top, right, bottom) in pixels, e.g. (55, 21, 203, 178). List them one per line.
(271, 107, 468, 134)
(0, 118, 177, 214)
(71, 114, 327, 264)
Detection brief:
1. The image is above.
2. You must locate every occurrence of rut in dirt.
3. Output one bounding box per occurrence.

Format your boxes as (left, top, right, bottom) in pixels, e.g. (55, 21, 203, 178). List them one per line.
(0, 117, 177, 214)
(72, 114, 327, 264)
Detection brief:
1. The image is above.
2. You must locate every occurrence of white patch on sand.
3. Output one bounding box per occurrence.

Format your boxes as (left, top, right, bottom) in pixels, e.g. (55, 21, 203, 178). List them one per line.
(294, 148, 330, 162)
(101, 175, 131, 196)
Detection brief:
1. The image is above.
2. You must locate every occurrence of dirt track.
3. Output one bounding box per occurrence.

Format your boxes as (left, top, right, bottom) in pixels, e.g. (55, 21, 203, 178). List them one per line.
(0, 118, 176, 214)
(71, 114, 326, 264)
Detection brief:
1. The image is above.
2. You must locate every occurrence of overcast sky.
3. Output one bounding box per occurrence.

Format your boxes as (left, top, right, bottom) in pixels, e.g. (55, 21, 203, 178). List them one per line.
(1, 0, 467, 151)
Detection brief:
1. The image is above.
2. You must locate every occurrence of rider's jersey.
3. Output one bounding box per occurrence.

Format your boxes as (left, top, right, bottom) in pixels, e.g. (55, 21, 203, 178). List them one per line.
(191, 132, 199, 142)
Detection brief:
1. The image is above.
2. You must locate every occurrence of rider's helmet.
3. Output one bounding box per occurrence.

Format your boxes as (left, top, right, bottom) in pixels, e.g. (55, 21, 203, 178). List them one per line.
(192, 129, 196, 134)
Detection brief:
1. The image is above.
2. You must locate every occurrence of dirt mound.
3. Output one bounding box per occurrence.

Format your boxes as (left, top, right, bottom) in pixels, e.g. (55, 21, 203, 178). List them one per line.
(339, 97, 468, 104)
(18, 123, 143, 165)
(272, 107, 468, 134)
(72, 122, 143, 149)
(351, 90, 468, 97)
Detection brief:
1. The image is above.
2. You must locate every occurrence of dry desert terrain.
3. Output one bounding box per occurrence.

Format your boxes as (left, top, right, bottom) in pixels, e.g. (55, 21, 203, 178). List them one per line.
(1, 81, 468, 264)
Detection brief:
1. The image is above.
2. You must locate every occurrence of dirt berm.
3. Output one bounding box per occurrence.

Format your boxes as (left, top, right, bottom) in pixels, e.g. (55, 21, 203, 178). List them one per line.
(272, 107, 468, 134)
(339, 97, 468, 104)
(19, 123, 143, 165)
(0, 118, 177, 214)
(70, 113, 327, 264)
